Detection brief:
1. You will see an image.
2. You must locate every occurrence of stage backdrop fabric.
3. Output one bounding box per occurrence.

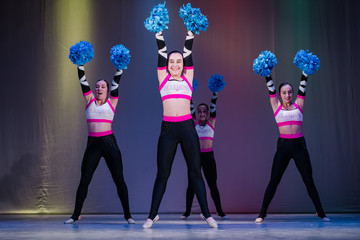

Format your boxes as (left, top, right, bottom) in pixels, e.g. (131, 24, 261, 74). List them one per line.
(0, 0, 359, 215)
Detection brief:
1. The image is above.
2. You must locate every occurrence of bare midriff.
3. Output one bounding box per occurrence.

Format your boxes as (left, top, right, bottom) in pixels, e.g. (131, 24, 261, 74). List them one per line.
(199, 139, 213, 150)
(278, 125, 302, 135)
(162, 98, 191, 116)
(87, 122, 112, 133)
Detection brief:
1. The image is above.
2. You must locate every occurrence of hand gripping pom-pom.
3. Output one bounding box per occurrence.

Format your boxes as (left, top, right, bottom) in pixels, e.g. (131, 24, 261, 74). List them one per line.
(69, 41, 94, 65)
(252, 50, 278, 77)
(144, 2, 169, 33)
(179, 3, 208, 35)
(110, 44, 131, 70)
(208, 74, 226, 92)
(293, 49, 320, 76)
(193, 78, 198, 91)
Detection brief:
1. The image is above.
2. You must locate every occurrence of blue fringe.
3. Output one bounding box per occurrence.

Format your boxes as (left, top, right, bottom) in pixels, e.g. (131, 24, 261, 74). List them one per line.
(192, 78, 198, 91)
(69, 41, 94, 65)
(110, 44, 131, 70)
(208, 74, 225, 92)
(144, 2, 169, 33)
(253, 50, 277, 77)
(293, 49, 320, 75)
(179, 3, 208, 34)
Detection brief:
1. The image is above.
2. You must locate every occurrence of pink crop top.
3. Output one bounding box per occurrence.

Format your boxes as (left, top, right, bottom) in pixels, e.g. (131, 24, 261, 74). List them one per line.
(159, 74, 193, 101)
(274, 103, 303, 127)
(195, 121, 215, 140)
(85, 98, 115, 123)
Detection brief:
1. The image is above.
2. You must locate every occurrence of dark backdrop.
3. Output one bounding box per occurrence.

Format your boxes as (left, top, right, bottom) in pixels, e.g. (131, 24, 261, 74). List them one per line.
(0, 0, 359, 215)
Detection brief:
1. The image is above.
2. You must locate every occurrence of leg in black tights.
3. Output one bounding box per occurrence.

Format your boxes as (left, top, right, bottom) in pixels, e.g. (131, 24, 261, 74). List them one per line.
(184, 182, 195, 217)
(184, 151, 225, 217)
(292, 138, 326, 218)
(103, 135, 132, 220)
(180, 125, 210, 218)
(202, 152, 225, 217)
(148, 120, 211, 220)
(148, 123, 178, 220)
(258, 137, 326, 219)
(258, 138, 292, 219)
(71, 137, 102, 220)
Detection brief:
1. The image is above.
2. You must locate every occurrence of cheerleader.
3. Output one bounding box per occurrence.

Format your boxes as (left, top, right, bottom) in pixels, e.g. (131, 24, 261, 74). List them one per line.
(181, 76, 228, 220)
(143, 3, 217, 228)
(65, 43, 134, 224)
(253, 50, 330, 223)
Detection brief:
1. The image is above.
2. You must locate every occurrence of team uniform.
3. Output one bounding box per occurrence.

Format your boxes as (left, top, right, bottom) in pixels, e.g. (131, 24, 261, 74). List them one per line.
(257, 74, 327, 221)
(148, 73, 211, 220)
(66, 66, 132, 223)
(183, 119, 226, 218)
(144, 29, 216, 228)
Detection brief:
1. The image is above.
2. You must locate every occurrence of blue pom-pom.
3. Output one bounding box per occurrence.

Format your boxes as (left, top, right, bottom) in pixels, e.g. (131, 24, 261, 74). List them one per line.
(144, 2, 169, 33)
(179, 3, 208, 35)
(208, 74, 226, 92)
(110, 44, 131, 70)
(69, 41, 94, 65)
(192, 78, 198, 91)
(253, 50, 277, 77)
(293, 49, 320, 75)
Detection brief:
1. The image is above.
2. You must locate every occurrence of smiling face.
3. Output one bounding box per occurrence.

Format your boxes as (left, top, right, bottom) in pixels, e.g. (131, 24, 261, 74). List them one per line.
(197, 104, 209, 123)
(279, 84, 293, 105)
(167, 52, 184, 78)
(95, 80, 108, 100)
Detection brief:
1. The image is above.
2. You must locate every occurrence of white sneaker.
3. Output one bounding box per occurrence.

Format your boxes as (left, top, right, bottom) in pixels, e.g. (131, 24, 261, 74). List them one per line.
(180, 215, 188, 220)
(316, 212, 330, 222)
(255, 217, 264, 223)
(126, 218, 136, 224)
(64, 218, 75, 224)
(142, 215, 159, 229)
(200, 214, 218, 228)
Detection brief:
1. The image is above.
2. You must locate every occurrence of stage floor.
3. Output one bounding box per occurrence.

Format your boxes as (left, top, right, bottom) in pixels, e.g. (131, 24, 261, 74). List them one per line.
(0, 214, 359, 240)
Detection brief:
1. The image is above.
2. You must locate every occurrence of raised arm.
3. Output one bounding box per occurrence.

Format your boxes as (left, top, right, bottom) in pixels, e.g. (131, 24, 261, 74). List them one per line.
(77, 65, 94, 104)
(295, 72, 308, 110)
(156, 32, 168, 81)
(265, 75, 280, 113)
(190, 99, 197, 120)
(109, 69, 123, 109)
(208, 92, 218, 126)
(183, 31, 194, 81)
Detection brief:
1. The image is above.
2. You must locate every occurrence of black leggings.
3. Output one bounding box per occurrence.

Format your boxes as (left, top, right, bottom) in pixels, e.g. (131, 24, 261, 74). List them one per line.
(71, 134, 131, 220)
(258, 137, 326, 219)
(184, 151, 225, 217)
(148, 119, 211, 219)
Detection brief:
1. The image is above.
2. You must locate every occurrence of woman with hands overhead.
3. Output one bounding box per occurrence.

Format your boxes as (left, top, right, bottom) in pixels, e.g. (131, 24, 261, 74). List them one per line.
(143, 3, 217, 228)
(181, 75, 228, 220)
(252, 50, 329, 223)
(64, 42, 135, 224)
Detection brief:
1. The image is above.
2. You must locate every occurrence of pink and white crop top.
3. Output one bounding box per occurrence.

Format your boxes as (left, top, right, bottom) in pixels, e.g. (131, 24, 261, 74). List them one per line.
(195, 121, 215, 140)
(274, 103, 303, 127)
(159, 74, 193, 101)
(85, 98, 115, 123)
